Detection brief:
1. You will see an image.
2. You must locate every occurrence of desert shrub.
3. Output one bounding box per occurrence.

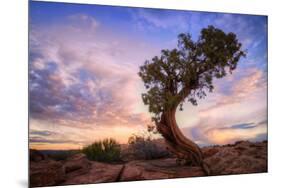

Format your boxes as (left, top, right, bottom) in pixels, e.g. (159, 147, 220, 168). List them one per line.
(128, 132, 170, 160)
(82, 138, 121, 162)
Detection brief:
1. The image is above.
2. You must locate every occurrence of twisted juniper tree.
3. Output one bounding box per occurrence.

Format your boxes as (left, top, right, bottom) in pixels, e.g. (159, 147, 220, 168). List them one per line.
(139, 26, 246, 175)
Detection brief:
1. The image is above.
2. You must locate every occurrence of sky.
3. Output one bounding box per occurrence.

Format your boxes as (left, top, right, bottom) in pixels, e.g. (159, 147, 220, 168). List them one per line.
(29, 1, 268, 150)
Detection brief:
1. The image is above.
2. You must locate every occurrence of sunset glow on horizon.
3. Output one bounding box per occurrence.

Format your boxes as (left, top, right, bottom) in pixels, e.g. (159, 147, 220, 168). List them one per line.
(29, 1, 267, 150)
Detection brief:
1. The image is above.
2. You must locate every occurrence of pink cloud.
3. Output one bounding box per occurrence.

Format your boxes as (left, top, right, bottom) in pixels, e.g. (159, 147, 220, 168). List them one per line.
(180, 67, 267, 145)
(29, 14, 160, 148)
(200, 68, 267, 115)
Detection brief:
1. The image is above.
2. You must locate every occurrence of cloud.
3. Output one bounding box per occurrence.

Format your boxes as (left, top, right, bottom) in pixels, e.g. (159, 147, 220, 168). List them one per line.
(68, 13, 99, 30)
(199, 68, 267, 114)
(179, 67, 267, 146)
(204, 120, 267, 144)
(130, 8, 189, 32)
(29, 13, 161, 150)
(29, 137, 74, 144)
(30, 130, 57, 137)
(183, 119, 267, 146)
(223, 123, 256, 130)
(203, 121, 264, 135)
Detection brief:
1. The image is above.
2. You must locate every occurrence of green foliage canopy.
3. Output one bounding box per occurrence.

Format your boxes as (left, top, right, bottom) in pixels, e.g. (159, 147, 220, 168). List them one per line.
(139, 26, 246, 122)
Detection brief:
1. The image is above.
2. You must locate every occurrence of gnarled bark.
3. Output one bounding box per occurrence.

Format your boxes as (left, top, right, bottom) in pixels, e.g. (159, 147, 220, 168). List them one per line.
(156, 108, 210, 175)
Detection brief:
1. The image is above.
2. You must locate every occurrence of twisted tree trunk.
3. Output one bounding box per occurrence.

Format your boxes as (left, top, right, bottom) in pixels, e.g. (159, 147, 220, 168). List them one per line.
(156, 108, 210, 175)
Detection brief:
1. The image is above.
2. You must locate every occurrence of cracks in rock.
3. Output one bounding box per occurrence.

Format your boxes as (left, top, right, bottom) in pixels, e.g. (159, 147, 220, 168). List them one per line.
(115, 164, 126, 182)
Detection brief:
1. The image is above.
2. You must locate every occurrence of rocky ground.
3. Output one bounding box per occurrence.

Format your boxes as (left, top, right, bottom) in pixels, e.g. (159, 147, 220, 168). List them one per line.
(29, 140, 267, 187)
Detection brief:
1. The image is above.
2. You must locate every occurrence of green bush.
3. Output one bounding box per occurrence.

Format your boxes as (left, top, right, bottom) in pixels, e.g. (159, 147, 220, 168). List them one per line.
(82, 138, 121, 162)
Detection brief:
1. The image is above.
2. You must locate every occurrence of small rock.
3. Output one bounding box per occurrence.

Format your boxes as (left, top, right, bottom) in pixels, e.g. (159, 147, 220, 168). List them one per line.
(64, 153, 91, 177)
(204, 141, 267, 175)
(61, 162, 124, 185)
(120, 158, 205, 181)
